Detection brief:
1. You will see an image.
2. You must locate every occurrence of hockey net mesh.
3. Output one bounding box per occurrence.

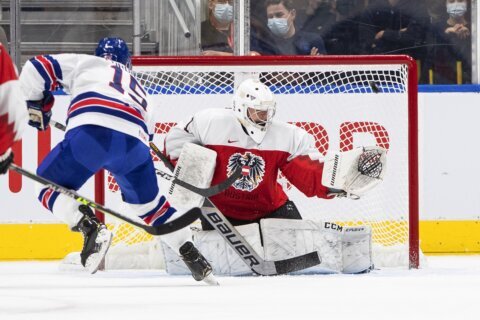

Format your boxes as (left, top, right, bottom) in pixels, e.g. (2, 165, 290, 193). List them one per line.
(101, 61, 414, 269)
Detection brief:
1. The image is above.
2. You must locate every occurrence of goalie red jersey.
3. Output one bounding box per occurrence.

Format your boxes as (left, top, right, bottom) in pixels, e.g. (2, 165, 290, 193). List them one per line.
(165, 108, 332, 221)
(0, 44, 26, 155)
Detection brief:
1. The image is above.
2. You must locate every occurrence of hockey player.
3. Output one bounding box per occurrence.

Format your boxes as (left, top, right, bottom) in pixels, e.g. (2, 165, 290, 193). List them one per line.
(0, 43, 26, 175)
(164, 78, 386, 274)
(166, 78, 335, 227)
(19, 37, 215, 281)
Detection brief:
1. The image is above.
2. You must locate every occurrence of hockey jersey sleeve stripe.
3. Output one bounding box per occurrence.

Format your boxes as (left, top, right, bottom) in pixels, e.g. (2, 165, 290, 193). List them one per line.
(68, 97, 144, 121)
(38, 187, 60, 212)
(44, 55, 63, 81)
(36, 56, 57, 89)
(29, 57, 55, 91)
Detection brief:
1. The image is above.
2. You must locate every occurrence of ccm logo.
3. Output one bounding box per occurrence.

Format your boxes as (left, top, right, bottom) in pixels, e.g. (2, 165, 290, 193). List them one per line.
(206, 211, 260, 267)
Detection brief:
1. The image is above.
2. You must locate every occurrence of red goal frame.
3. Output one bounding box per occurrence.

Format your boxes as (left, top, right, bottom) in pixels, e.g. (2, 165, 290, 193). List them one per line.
(96, 55, 419, 268)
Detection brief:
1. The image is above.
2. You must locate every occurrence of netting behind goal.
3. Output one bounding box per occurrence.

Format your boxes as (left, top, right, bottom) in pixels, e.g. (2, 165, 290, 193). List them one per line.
(100, 55, 419, 270)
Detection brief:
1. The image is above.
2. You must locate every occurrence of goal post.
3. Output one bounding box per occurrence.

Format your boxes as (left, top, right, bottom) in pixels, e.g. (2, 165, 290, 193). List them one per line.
(94, 55, 419, 270)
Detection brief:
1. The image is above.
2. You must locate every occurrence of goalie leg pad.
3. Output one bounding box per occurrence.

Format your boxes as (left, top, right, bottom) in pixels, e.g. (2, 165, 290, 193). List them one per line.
(162, 223, 262, 276)
(261, 219, 343, 273)
(169, 142, 216, 208)
(342, 225, 373, 273)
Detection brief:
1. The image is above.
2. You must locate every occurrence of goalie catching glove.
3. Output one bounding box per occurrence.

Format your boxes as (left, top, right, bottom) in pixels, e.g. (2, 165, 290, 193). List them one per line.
(27, 90, 54, 131)
(322, 146, 387, 199)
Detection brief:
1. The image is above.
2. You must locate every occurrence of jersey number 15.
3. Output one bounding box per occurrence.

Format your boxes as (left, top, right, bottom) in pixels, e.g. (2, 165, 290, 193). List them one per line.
(109, 65, 148, 110)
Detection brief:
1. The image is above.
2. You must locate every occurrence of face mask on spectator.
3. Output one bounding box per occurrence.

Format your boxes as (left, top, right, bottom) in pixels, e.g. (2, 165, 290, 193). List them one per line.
(214, 3, 233, 24)
(446, 2, 467, 18)
(268, 17, 290, 37)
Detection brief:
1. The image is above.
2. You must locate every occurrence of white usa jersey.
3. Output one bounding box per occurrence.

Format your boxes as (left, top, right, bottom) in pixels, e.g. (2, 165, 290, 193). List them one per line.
(19, 54, 152, 144)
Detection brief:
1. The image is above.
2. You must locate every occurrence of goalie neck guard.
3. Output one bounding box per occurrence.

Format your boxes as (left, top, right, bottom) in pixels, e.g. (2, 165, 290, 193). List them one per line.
(95, 37, 131, 69)
(232, 78, 276, 144)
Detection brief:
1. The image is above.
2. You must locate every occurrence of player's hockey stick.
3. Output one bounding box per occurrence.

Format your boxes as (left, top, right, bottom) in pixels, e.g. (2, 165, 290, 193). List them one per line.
(149, 142, 322, 276)
(50, 120, 240, 197)
(8, 164, 201, 236)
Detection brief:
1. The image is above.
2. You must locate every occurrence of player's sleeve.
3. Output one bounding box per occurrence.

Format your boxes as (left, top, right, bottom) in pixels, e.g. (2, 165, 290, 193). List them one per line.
(0, 44, 26, 154)
(279, 128, 331, 199)
(19, 53, 78, 100)
(164, 114, 203, 160)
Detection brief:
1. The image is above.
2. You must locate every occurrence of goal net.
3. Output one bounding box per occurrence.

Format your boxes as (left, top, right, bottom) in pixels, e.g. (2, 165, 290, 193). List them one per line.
(79, 55, 419, 271)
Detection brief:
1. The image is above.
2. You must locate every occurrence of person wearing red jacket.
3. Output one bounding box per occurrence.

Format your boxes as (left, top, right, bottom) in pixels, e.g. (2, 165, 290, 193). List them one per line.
(0, 43, 26, 175)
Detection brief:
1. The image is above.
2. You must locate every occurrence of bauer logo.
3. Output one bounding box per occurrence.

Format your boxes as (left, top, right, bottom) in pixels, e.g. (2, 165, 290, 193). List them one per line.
(206, 211, 260, 267)
(227, 152, 265, 192)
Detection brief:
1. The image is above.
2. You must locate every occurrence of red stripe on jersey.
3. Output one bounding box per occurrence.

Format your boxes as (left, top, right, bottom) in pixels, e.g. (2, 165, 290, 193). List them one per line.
(35, 56, 57, 91)
(68, 98, 144, 121)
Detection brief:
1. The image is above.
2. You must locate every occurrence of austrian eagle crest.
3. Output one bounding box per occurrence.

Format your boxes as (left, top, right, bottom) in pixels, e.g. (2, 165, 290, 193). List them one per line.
(227, 152, 266, 192)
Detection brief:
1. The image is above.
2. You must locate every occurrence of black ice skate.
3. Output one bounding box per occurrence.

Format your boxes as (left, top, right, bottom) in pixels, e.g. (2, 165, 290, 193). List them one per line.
(179, 241, 218, 285)
(73, 205, 113, 274)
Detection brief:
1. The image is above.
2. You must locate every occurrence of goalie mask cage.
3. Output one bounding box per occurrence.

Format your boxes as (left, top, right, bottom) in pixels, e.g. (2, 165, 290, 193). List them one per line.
(84, 55, 419, 271)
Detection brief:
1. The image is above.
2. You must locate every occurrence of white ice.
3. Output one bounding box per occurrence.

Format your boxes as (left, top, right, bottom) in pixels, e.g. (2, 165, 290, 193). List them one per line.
(1, 255, 479, 320)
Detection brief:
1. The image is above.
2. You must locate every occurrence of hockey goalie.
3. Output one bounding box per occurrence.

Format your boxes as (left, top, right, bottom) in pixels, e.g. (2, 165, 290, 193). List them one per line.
(162, 78, 387, 275)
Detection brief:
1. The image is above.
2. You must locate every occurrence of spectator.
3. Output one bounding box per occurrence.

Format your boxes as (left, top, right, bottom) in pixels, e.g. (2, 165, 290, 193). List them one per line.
(250, 1, 278, 55)
(201, 0, 234, 56)
(425, 0, 471, 84)
(359, 0, 429, 61)
(297, 0, 337, 37)
(322, 0, 365, 54)
(257, 0, 327, 55)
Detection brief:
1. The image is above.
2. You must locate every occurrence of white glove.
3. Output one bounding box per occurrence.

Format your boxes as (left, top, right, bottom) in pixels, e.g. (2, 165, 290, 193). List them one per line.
(322, 146, 387, 199)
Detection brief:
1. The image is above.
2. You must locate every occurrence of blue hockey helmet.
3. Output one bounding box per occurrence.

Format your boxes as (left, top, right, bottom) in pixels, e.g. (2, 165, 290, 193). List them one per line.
(95, 37, 131, 69)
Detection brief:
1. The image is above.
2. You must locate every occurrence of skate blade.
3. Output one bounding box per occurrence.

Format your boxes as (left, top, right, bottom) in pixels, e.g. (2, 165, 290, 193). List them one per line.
(203, 273, 220, 286)
(85, 230, 113, 274)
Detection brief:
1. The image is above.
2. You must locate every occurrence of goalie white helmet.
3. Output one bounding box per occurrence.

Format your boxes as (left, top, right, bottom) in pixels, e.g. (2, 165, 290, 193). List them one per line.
(232, 78, 276, 144)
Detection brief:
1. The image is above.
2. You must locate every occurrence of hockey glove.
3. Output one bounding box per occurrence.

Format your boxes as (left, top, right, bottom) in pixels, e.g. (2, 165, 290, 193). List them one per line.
(0, 148, 13, 175)
(27, 91, 54, 131)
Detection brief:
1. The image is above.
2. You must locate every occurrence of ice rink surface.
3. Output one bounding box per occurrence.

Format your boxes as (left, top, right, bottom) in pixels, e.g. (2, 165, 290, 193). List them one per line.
(0, 255, 479, 320)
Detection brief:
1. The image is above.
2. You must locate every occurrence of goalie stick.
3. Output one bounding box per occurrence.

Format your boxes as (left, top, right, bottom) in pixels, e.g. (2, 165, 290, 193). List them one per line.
(8, 164, 200, 236)
(50, 120, 241, 198)
(149, 142, 322, 276)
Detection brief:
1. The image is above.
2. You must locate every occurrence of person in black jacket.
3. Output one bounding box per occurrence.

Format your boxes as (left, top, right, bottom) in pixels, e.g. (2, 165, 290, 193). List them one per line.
(201, 0, 234, 56)
(257, 0, 327, 55)
(424, 0, 471, 84)
(322, 0, 365, 55)
(359, 0, 429, 60)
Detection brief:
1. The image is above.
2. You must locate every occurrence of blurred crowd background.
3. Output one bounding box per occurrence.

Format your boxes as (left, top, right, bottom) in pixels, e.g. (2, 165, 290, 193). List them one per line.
(0, 0, 474, 85)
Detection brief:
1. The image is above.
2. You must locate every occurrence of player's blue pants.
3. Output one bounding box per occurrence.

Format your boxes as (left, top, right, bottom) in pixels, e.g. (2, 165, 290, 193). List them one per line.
(37, 125, 176, 227)
(38, 125, 158, 203)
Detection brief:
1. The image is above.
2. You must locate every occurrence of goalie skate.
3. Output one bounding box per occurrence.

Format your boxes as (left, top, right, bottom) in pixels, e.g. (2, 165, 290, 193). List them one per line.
(74, 205, 113, 274)
(179, 241, 218, 285)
